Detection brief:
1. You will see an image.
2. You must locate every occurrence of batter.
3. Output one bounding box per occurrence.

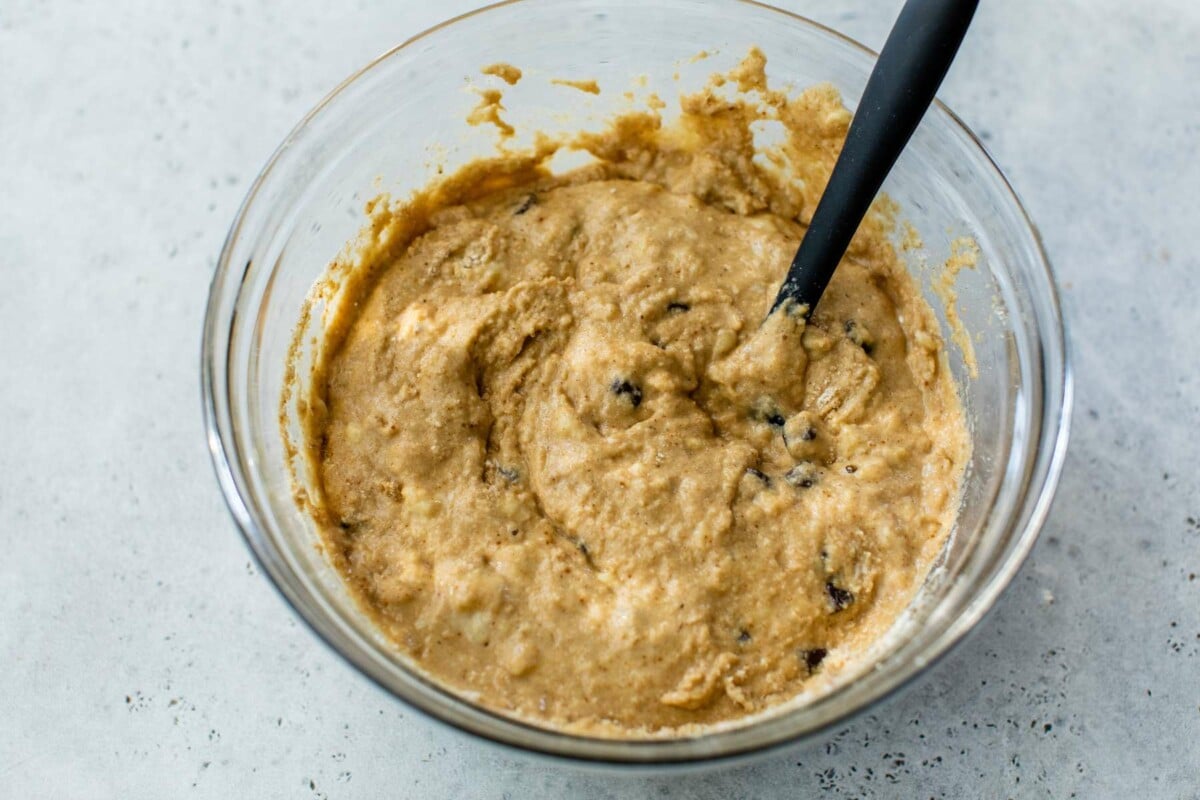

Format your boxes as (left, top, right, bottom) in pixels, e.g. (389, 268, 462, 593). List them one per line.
(294, 50, 968, 736)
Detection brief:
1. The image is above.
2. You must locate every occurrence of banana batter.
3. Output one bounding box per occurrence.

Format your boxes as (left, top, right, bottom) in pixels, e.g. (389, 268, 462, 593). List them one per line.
(293, 50, 968, 736)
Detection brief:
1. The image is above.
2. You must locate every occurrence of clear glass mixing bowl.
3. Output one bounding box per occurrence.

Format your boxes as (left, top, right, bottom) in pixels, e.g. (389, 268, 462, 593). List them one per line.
(202, 0, 1071, 766)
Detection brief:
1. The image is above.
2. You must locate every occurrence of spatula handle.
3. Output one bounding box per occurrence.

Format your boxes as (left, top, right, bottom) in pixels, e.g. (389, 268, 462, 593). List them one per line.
(772, 0, 979, 316)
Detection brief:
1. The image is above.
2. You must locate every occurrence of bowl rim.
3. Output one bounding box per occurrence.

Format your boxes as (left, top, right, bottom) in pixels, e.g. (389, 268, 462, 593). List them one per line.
(201, 0, 1073, 767)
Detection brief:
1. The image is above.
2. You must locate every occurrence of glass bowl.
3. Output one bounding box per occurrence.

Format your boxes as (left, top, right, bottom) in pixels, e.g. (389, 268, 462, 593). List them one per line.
(202, 0, 1071, 766)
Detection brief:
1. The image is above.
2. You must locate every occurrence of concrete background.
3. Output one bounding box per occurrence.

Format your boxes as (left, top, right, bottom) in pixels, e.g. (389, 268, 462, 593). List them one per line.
(3, 0, 1198, 796)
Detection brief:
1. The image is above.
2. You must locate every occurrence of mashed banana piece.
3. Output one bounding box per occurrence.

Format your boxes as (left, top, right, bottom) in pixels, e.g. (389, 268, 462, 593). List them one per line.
(297, 50, 967, 736)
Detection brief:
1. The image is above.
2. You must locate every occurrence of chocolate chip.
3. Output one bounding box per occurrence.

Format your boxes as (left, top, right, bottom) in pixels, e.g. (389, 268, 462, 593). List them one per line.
(610, 378, 643, 407)
(784, 462, 819, 489)
(826, 581, 854, 612)
(667, 301, 691, 313)
(844, 319, 875, 354)
(513, 193, 537, 215)
(746, 467, 772, 487)
(800, 426, 817, 441)
(750, 398, 787, 429)
(845, 464, 857, 474)
(799, 647, 828, 672)
(737, 629, 752, 644)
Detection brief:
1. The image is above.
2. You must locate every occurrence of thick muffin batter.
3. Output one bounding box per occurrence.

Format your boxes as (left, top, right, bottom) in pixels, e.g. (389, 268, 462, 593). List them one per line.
(295, 51, 968, 736)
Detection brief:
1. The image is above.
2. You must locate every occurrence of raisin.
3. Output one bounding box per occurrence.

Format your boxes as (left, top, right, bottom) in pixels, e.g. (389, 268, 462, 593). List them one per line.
(496, 465, 520, 483)
(737, 629, 752, 644)
(826, 581, 854, 612)
(845, 464, 857, 474)
(610, 378, 643, 407)
(784, 462, 819, 489)
(513, 193, 537, 215)
(799, 647, 828, 672)
(766, 412, 786, 428)
(667, 301, 691, 313)
(746, 467, 772, 487)
(800, 426, 817, 441)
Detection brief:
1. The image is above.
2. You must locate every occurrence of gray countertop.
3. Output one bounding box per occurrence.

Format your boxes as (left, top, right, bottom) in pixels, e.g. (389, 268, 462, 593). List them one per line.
(3, 0, 1198, 796)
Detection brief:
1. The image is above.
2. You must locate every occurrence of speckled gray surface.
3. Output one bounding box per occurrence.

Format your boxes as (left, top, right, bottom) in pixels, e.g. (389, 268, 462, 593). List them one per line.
(3, 0, 1198, 796)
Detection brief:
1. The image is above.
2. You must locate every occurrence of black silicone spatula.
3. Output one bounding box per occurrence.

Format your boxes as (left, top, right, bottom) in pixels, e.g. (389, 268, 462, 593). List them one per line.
(770, 0, 979, 318)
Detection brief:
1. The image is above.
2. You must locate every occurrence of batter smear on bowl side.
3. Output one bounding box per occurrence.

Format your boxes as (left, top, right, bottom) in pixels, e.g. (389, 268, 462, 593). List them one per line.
(290, 49, 968, 737)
